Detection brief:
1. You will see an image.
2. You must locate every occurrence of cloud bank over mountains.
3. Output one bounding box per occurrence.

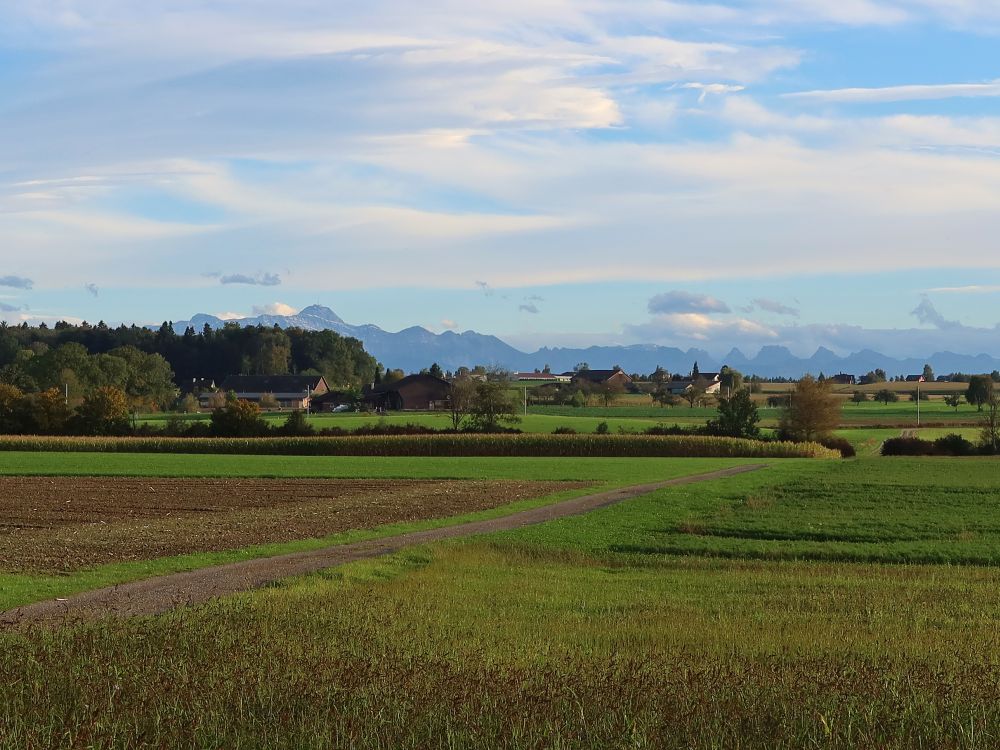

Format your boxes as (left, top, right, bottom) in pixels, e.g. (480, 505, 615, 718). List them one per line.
(1, 1, 1000, 344)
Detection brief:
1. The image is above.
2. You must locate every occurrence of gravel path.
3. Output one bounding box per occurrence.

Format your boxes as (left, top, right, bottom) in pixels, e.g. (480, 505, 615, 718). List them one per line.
(0, 464, 764, 629)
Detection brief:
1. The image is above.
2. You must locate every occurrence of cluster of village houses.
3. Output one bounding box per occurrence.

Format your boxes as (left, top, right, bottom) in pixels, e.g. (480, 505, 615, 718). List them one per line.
(184, 367, 933, 413)
(184, 367, 729, 413)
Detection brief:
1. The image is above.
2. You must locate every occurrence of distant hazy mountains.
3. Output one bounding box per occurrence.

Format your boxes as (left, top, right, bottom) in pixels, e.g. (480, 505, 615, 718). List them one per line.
(168, 305, 1000, 378)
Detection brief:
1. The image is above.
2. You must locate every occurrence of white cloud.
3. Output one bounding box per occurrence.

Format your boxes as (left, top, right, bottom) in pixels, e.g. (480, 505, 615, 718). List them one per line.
(252, 302, 298, 316)
(928, 285, 1000, 294)
(679, 82, 746, 103)
(626, 313, 779, 343)
(648, 291, 730, 315)
(786, 80, 1000, 104)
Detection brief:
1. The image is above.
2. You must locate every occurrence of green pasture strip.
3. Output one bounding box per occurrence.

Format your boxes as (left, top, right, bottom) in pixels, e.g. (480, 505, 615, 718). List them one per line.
(495, 457, 1000, 566)
(529, 404, 730, 419)
(832, 427, 900, 456)
(138, 411, 673, 434)
(916, 427, 983, 442)
(0, 458, 749, 610)
(838, 400, 982, 424)
(0, 453, 756, 480)
(4, 545, 1000, 747)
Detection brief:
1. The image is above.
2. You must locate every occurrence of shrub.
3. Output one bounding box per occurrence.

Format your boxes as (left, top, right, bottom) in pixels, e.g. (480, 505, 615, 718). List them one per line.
(818, 435, 856, 458)
(552, 426, 577, 434)
(881, 437, 936, 456)
(644, 424, 691, 436)
(933, 433, 976, 456)
(278, 410, 316, 437)
(594, 421, 609, 435)
(71, 386, 131, 436)
(210, 399, 268, 437)
(705, 390, 760, 439)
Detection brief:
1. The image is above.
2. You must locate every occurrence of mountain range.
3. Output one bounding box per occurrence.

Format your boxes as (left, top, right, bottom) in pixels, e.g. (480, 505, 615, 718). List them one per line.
(166, 305, 1000, 378)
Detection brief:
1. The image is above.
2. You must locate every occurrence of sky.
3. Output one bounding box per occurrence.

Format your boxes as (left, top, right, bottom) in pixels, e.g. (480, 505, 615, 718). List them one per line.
(2, 0, 1000, 357)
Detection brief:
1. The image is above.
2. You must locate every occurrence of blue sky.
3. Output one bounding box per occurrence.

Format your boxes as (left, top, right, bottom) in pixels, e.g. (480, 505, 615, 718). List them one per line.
(2, 1, 1000, 357)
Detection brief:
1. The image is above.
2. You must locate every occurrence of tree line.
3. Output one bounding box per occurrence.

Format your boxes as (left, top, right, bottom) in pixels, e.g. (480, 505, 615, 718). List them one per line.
(0, 321, 379, 409)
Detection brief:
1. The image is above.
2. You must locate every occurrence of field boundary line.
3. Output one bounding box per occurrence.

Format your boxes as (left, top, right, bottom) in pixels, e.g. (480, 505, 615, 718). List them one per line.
(0, 465, 764, 628)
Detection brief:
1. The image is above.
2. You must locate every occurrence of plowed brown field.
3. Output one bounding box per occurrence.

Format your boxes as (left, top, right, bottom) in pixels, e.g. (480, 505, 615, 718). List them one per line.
(0, 477, 587, 573)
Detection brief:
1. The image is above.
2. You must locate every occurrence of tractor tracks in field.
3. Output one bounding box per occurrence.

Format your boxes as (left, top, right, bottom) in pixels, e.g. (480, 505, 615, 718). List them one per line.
(0, 464, 764, 628)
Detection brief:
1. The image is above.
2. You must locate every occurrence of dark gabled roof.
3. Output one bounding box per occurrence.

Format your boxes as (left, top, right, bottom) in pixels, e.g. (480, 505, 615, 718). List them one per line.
(366, 373, 451, 394)
(905, 375, 926, 382)
(572, 369, 631, 383)
(220, 375, 327, 393)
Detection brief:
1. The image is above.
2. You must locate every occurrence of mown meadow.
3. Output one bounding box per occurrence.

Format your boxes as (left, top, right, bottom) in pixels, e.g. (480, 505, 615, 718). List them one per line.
(3, 457, 1000, 747)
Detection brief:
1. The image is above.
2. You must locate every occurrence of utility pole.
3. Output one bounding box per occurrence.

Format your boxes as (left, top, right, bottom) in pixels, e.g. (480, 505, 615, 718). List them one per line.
(916, 380, 921, 428)
(523, 386, 527, 416)
(64, 383, 68, 406)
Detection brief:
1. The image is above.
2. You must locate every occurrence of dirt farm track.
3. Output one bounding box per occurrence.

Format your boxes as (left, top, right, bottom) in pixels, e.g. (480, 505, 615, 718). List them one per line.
(1, 466, 763, 628)
(0, 477, 586, 573)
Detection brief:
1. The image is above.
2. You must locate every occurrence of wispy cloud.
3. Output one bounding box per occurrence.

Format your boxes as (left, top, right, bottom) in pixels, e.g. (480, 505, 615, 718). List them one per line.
(745, 298, 800, 317)
(0, 276, 33, 289)
(220, 272, 281, 286)
(84, 282, 99, 297)
(927, 285, 1000, 294)
(519, 304, 540, 314)
(0, 302, 21, 312)
(786, 80, 1000, 104)
(474, 281, 494, 297)
(648, 291, 730, 315)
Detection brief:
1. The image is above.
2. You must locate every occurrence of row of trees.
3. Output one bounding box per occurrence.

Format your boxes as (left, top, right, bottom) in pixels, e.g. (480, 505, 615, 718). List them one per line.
(0, 384, 133, 435)
(0, 343, 176, 410)
(0, 321, 380, 401)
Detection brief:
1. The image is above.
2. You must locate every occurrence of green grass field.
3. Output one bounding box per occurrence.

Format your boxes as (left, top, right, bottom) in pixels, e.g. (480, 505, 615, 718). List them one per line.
(137, 397, 988, 437)
(3, 456, 1000, 747)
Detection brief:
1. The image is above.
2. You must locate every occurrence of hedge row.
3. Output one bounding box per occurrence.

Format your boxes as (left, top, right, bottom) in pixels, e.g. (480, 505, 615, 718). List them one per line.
(0, 434, 839, 459)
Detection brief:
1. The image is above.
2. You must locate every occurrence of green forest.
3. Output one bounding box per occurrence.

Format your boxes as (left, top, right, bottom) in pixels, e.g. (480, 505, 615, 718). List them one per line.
(0, 321, 378, 410)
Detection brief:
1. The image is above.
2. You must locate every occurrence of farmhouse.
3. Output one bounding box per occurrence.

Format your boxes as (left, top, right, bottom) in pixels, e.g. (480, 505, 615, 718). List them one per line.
(905, 375, 926, 383)
(212, 374, 330, 409)
(566, 369, 634, 387)
(363, 373, 451, 411)
(830, 373, 856, 385)
(179, 377, 216, 395)
(665, 375, 722, 396)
